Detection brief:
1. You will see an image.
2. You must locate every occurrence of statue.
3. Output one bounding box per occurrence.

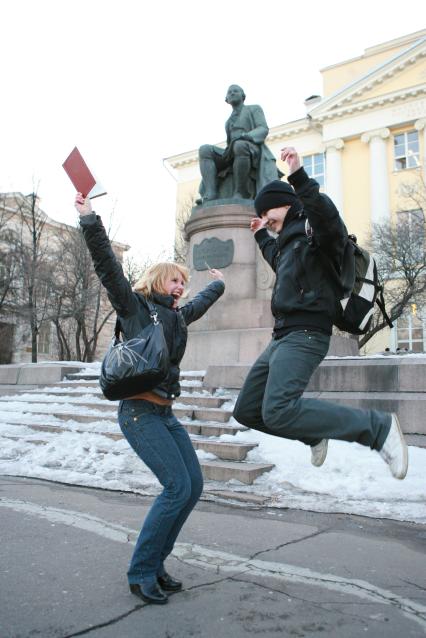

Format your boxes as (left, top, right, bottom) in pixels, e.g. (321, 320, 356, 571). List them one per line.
(197, 85, 281, 204)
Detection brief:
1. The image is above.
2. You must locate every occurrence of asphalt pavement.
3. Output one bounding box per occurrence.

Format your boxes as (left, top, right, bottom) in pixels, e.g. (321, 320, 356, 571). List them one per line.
(1, 476, 426, 638)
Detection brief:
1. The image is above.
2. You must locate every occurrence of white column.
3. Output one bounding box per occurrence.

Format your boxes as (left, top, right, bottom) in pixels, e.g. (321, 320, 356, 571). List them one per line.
(323, 138, 344, 218)
(361, 128, 391, 225)
(415, 118, 426, 182)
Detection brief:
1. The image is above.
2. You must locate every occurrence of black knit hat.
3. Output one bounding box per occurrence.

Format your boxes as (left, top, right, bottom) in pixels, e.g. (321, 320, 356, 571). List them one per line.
(254, 180, 298, 217)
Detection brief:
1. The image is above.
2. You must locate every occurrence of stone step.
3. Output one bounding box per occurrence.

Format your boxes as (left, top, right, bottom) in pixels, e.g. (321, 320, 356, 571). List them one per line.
(405, 434, 426, 448)
(0, 421, 117, 438)
(25, 386, 103, 396)
(2, 434, 48, 446)
(65, 372, 100, 381)
(0, 410, 243, 436)
(0, 397, 117, 412)
(53, 374, 205, 388)
(172, 406, 234, 423)
(0, 403, 241, 434)
(181, 420, 246, 437)
(0, 407, 116, 423)
(0, 430, 272, 485)
(0, 392, 232, 419)
(192, 407, 233, 422)
(191, 439, 257, 461)
(61, 379, 100, 388)
(179, 373, 205, 383)
(176, 395, 226, 408)
(0, 420, 256, 460)
(201, 460, 274, 484)
(307, 358, 426, 393)
(64, 371, 206, 383)
(180, 381, 204, 392)
(23, 385, 216, 403)
(46, 380, 205, 394)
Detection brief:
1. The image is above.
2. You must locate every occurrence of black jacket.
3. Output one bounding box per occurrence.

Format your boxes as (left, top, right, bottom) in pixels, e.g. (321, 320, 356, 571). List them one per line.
(80, 214, 225, 399)
(255, 167, 347, 336)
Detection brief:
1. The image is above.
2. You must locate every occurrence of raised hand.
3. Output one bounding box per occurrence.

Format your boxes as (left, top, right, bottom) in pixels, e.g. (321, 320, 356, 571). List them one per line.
(250, 217, 267, 234)
(280, 147, 301, 175)
(208, 268, 224, 280)
(75, 193, 92, 216)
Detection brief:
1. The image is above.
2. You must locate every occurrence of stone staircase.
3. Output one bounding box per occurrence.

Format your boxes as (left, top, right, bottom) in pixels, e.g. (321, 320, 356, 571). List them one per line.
(0, 371, 274, 485)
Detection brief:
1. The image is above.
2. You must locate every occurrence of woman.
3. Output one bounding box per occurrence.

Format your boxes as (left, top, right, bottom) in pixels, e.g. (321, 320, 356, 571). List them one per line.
(75, 193, 225, 605)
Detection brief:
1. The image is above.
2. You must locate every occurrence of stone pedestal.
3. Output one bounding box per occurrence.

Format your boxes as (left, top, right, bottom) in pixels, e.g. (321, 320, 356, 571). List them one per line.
(182, 201, 358, 370)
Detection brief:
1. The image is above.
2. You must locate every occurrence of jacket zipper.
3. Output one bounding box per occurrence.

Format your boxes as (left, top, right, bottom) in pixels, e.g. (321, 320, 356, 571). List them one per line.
(293, 242, 309, 300)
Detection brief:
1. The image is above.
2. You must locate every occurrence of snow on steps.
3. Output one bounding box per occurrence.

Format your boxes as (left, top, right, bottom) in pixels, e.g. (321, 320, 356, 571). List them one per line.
(0, 372, 274, 485)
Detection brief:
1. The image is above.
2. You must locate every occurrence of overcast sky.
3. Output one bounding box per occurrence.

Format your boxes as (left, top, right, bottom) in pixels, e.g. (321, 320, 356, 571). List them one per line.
(1, 0, 424, 261)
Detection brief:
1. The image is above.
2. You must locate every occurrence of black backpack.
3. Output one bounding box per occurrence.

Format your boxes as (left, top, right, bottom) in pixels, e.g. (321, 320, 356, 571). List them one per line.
(305, 220, 393, 335)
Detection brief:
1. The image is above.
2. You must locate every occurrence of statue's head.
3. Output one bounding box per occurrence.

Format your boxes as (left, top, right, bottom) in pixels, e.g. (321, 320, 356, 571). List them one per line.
(225, 85, 246, 105)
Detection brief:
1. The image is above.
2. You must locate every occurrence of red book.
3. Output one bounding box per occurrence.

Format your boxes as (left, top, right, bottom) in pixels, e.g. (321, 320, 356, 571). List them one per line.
(62, 147, 107, 199)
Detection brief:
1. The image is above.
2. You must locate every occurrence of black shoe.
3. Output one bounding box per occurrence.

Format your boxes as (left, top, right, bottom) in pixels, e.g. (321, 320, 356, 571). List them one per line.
(157, 572, 182, 592)
(129, 582, 168, 604)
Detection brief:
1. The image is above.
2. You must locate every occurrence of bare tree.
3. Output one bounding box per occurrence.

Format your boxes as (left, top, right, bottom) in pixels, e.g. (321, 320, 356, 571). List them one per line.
(0, 195, 21, 363)
(397, 172, 426, 212)
(123, 253, 147, 287)
(0, 195, 19, 313)
(48, 223, 117, 362)
(360, 210, 426, 347)
(10, 191, 53, 362)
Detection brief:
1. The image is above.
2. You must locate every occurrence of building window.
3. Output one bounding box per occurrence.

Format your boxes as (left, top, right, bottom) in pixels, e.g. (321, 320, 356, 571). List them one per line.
(302, 153, 325, 188)
(394, 131, 419, 170)
(396, 307, 425, 353)
(38, 322, 51, 355)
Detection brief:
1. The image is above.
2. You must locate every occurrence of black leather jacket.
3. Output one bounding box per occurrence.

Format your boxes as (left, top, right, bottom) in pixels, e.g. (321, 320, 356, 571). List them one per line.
(80, 214, 225, 399)
(255, 167, 347, 336)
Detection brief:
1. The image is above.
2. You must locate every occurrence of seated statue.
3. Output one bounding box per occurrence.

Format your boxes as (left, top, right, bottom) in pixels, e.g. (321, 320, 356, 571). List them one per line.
(197, 85, 281, 204)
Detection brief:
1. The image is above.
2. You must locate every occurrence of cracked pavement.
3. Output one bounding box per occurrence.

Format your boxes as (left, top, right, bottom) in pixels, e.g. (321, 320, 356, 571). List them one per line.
(1, 476, 425, 637)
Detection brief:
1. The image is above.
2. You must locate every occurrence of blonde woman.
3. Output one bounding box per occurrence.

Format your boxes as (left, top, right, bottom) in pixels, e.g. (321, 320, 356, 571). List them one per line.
(75, 193, 225, 605)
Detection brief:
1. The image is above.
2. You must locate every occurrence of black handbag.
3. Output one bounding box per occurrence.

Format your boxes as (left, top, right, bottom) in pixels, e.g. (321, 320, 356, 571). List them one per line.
(99, 300, 169, 401)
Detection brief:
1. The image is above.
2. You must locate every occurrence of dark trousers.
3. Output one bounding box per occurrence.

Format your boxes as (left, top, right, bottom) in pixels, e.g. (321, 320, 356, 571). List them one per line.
(233, 330, 391, 450)
(118, 399, 203, 584)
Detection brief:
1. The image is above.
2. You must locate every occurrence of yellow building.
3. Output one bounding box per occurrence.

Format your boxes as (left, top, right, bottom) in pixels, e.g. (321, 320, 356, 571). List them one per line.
(165, 30, 426, 354)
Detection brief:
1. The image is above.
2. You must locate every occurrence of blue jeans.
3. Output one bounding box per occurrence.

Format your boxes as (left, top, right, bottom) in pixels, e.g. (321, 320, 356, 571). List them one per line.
(233, 330, 391, 450)
(118, 399, 203, 584)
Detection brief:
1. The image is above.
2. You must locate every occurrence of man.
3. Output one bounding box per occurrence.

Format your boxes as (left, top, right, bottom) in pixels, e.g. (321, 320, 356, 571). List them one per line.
(233, 147, 408, 480)
(198, 85, 280, 203)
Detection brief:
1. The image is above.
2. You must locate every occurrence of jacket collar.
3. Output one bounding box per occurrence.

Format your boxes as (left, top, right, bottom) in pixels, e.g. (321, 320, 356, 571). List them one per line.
(151, 291, 175, 309)
(277, 203, 305, 249)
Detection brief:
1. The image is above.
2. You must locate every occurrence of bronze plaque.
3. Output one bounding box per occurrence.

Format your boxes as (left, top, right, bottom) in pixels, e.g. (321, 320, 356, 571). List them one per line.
(193, 237, 234, 271)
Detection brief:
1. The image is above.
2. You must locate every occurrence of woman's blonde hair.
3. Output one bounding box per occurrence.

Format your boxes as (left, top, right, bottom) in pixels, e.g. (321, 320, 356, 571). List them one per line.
(133, 262, 190, 298)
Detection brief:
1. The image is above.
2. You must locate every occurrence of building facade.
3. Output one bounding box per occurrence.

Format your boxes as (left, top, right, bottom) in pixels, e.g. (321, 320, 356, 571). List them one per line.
(165, 30, 426, 354)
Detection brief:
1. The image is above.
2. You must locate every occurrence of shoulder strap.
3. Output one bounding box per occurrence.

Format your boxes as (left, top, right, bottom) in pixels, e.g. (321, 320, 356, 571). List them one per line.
(305, 219, 353, 296)
(375, 285, 394, 329)
(113, 298, 160, 338)
(114, 317, 121, 339)
(145, 298, 160, 325)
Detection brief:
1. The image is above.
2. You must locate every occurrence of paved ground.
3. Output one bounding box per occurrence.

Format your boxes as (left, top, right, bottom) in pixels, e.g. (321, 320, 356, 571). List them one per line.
(1, 476, 426, 638)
